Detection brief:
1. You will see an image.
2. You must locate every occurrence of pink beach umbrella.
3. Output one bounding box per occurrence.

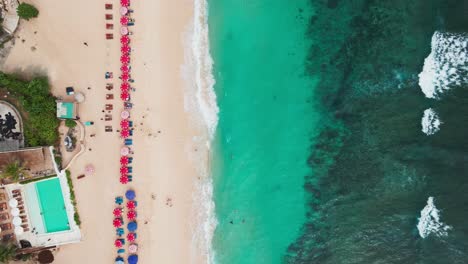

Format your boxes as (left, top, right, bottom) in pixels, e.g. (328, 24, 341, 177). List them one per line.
(120, 166, 129, 174)
(120, 0, 129, 7)
(126, 200, 136, 209)
(120, 35, 130, 45)
(113, 218, 123, 228)
(113, 207, 123, 217)
(84, 164, 95, 176)
(128, 244, 138, 254)
(120, 119, 129, 128)
(121, 73, 130, 81)
(127, 210, 137, 220)
(120, 91, 130, 101)
(127, 233, 136, 242)
(120, 156, 129, 165)
(120, 16, 129, 25)
(120, 55, 130, 64)
(114, 239, 123, 248)
(120, 7, 128, 15)
(120, 27, 129, 36)
(121, 110, 130, 119)
(120, 175, 129, 184)
(120, 129, 130, 138)
(121, 146, 130, 156)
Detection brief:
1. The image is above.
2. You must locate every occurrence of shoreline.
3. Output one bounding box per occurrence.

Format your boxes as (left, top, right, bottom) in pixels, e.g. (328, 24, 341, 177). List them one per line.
(0, 0, 210, 263)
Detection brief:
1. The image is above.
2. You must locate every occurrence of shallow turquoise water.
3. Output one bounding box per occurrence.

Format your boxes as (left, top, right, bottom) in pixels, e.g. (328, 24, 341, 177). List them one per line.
(36, 178, 69, 233)
(209, 1, 318, 263)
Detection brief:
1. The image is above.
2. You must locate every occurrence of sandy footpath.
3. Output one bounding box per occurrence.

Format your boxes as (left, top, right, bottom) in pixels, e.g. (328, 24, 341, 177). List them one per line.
(1, 0, 205, 263)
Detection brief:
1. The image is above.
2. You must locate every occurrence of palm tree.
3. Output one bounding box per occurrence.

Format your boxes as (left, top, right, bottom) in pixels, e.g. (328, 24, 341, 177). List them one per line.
(1, 161, 26, 181)
(0, 243, 17, 263)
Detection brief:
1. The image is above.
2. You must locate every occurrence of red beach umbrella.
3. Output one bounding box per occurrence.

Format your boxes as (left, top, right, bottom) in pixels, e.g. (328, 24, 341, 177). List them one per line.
(121, 45, 130, 55)
(127, 233, 136, 242)
(126, 201, 136, 209)
(120, 129, 130, 138)
(113, 218, 123, 227)
(120, 16, 129, 25)
(120, 156, 129, 165)
(121, 82, 130, 91)
(120, 166, 128, 174)
(121, 65, 130, 72)
(120, 91, 130, 101)
(120, 119, 129, 128)
(120, 0, 129, 7)
(121, 73, 130, 81)
(113, 208, 122, 217)
(120, 55, 130, 64)
(120, 35, 130, 45)
(120, 27, 129, 36)
(120, 175, 129, 184)
(114, 239, 123, 248)
(127, 210, 137, 220)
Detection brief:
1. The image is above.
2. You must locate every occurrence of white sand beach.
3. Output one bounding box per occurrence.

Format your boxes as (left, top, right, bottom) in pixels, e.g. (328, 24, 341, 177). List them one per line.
(1, 0, 207, 263)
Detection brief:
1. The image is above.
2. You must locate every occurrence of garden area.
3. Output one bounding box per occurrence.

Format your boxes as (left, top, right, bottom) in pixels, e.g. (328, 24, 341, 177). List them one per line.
(0, 72, 58, 147)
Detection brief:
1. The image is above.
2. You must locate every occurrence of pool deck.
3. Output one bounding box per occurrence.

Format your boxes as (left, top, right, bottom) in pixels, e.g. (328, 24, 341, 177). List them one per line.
(4, 147, 81, 247)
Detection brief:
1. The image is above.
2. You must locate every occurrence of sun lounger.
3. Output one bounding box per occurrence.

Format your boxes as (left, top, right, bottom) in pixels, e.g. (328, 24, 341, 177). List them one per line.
(117, 249, 125, 254)
(105, 3, 113, 9)
(105, 104, 113, 110)
(2, 234, 13, 242)
(0, 223, 11, 230)
(0, 213, 8, 220)
(0, 193, 6, 200)
(105, 115, 112, 121)
(128, 175, 133, 182)
(105, 14, 113, 20)
(106, 33, 114, 40)
(77, 174, 85, 180)
(127, 167, 133, 173)
(0, 202, 7, 211)
(106, 23, 114, 29)
(105, 126, 113, 132)
(106, 94, 114, 100)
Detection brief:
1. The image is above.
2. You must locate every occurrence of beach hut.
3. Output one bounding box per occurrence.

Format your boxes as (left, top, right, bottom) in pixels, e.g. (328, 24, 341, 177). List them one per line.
(125, 190, 136, 200)
(128, 255, 138, 264)
(127, 221, 137, 232)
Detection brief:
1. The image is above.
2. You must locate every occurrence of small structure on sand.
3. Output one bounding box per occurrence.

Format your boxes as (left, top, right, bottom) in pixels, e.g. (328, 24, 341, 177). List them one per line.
(56, 101, 78, 120)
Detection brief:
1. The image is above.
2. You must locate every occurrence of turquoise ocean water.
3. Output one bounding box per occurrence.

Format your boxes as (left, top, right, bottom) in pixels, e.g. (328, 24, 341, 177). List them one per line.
(209, 1, 318, 263)
(208, 0, 468, 263)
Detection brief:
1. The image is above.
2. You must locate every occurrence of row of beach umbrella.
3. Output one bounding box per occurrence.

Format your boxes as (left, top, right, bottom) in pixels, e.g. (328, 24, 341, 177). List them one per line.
(114, 1, 138, 264)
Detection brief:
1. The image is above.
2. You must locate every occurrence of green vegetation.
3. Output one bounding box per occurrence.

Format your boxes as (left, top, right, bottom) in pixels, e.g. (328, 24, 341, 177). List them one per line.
(16, 3, 39, 20)
(0, 72, 59, 146)
(19, 174, 56, 185)
(0, 243, 17, 263)
(0, 161, 26, 181)
(65, 119, 76, 128)
(65, 170, 81, 226)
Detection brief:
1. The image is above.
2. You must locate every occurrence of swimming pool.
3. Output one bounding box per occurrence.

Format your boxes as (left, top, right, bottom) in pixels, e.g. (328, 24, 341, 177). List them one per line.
(25, 178, 70, 233)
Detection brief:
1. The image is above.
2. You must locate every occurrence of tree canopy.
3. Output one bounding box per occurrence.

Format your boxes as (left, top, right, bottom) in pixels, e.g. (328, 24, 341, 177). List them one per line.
(17, 3, 39, 20)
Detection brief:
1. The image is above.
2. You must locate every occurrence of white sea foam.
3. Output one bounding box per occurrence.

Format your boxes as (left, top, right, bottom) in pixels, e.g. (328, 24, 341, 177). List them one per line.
(182, 0, 218, 263)
(418, 31, 468, 99)
(421, 108, 442, 136)
(417, 197, 452, 239)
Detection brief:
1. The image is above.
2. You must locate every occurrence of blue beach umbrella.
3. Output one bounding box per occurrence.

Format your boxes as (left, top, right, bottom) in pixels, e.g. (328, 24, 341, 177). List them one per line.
(125, 190, 136, 200)
(128, 254, 138, 264)
(127, 221, 138, 232)
(115, 256, 124, 264)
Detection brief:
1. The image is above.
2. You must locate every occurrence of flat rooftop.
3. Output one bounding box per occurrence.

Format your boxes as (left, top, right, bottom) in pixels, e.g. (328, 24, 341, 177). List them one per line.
(0, 147, 55, 182)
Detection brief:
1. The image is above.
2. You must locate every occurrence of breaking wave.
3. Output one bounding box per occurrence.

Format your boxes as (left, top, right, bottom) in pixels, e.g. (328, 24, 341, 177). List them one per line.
(418, 31, 468, 99)
(417, 197, 452, 239)
(421, 108, 442, 135)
